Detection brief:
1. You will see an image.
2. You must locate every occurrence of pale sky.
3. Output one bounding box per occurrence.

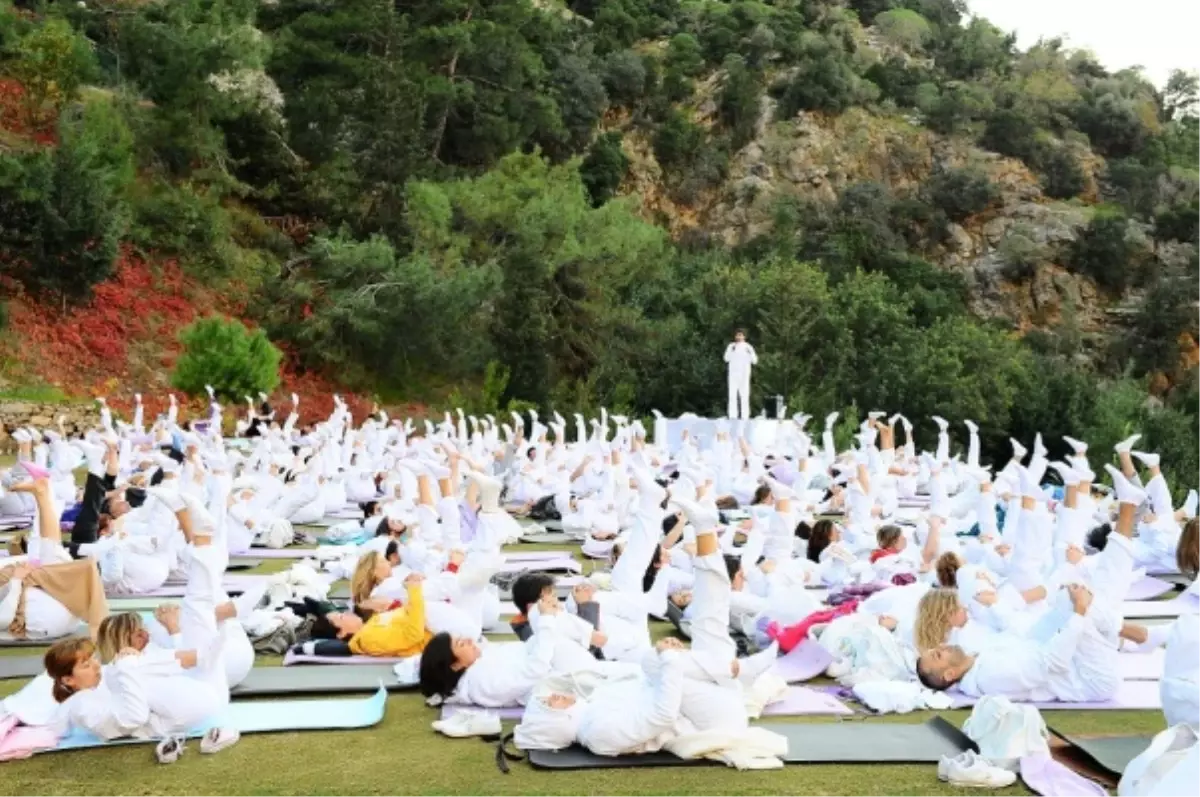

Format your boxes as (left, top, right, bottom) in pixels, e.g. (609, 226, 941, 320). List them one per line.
(968, 0, 1200, 87)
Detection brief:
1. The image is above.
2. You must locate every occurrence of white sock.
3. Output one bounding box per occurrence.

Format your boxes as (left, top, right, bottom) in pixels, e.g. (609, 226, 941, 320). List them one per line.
(1114, 434, 1142, 454)
(1132, 451, 1160, 469)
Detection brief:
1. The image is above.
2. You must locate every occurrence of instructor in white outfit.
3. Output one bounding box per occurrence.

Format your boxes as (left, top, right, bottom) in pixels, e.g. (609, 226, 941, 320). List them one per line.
(724, 330, 758, 420)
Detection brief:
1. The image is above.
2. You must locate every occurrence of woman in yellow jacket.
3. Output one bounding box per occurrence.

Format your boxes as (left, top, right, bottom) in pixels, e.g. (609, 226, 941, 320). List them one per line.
(317, 573, 433, 657)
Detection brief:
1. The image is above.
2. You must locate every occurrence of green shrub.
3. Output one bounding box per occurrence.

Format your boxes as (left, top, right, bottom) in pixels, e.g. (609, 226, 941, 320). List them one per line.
(1035, 145, 1086, 200)
(171, 317, 282, 401)
(580, 132, 629, 207)
(1068, 210, 1139, 292)
(923, 167, 997, 221)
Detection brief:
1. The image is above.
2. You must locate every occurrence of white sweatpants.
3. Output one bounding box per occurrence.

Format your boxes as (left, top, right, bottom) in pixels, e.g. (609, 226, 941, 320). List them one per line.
(728, 376, 751, 420)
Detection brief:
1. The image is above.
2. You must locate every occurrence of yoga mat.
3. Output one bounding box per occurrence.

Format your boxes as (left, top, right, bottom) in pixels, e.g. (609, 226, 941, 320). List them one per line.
(1050, 730, 1155, 776)
(112, 576, 264, 598)
(520, 532, 574, 545)
(526, 717, 972, 769)
(1126, 576, 1176, 602)
(283, 649, 404, 666)
(233, 548, 316, 560)
(0, 633, 64, 648)
(443, 704, 523, 721)
(106, 597, 173, 612)
(947, 679, 1162, 710)
(1122, 596, 1198, 618)
(225, 559, 263, 571)
(50, 687, 388, 753)
(773, 640, 833, 683)
(0, 655, 43, 679)
(498, 575, 585, 602)
(497, 558, 582, 575)
(232, 664, 414, 696)
(505, 551, 579, 563)
(1119, 649, 1165, 680)
(760, 685, 854, 716)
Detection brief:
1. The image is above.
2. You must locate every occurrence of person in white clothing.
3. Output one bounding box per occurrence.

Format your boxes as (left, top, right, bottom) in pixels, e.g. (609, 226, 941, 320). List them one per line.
(916, 473, 1146, 702)
(44, 634, 239, 760)
(723, 330, 757, 421)
(510, 509, 780, 759)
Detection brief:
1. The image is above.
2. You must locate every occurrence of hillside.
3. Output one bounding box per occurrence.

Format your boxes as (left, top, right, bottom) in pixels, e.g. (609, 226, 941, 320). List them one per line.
(0, 0, 1196, 485)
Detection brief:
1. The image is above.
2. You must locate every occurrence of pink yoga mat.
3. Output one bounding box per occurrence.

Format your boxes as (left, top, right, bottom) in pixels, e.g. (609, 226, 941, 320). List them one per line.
(760, 685, 854, 716)
(1126, 576, 1176, 602)
(773, 640, 833, 683)
(947, 679, 1162, 710)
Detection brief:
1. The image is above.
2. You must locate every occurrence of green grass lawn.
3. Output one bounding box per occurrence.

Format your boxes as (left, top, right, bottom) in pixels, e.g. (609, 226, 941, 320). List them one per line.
(0, 484, 1168, 795)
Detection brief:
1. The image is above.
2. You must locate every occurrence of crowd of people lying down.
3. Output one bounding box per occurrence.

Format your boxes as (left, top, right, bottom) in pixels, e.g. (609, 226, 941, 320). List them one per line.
(0, 395, 1195, 781)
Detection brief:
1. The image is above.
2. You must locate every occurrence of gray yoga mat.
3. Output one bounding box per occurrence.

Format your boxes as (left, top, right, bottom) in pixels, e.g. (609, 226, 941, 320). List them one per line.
(0, 634, 64, 648)
(527, 717, 973, 769)
(1051, 730, 1155, 776)
(0, 655, 44, 679)
(231, 664, 414, 696)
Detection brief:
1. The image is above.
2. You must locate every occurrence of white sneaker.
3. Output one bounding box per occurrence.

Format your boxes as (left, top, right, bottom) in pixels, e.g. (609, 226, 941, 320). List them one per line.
(200, 727, 240, 754)
(155, 736, 186, 764)
(431, 709, 501, 738)
(948, 753, 1018, 788)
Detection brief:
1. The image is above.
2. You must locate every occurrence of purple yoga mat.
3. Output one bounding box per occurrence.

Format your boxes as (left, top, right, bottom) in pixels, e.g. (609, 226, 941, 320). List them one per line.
(1119, 649, 1166, 680)
(773, 640, 833, 683)
(760, 685, 854, 716)
(283, 650, 403, 666)
(1126, 576, 1176, 602)
(442, 704, 523, 721)
(504, 551, 579, 563)
(947, 679, 1162, 710)
(1020, 752, 1109, 797)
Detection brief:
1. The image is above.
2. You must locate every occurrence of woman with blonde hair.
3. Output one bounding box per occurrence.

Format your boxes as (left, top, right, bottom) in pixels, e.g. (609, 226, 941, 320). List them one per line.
(912, 588, 969, 653)
(345, 547, 500, 641)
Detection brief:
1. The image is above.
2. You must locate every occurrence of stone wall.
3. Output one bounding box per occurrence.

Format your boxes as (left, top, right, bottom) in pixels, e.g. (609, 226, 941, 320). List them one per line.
(0, 402, 96, 450)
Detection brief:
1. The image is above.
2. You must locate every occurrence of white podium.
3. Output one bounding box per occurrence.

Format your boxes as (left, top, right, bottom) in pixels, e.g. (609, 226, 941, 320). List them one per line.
(656, 416, 782, 454)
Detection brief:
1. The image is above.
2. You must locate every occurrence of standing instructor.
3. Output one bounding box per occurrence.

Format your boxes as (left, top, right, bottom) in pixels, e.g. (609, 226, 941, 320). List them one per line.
(724, 329, 758, 420)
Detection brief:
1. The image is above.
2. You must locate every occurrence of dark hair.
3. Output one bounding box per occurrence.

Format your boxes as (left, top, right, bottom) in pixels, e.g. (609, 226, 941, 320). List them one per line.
(384, 539, 400, 562)
(723, 554, 742, 582)
(807, 519, 836, 563)
(512, 573, 555, 616)
(361, 500, 379, 518)
(374, 517, 391, 537)
(642, 545, 665, 593)
(715, 496, 738, 511)
(310, 613, 339, 641)
(916, 657, 953, 691)
(751, 485, 771, 505)
(795, 520, 812, 540)
(1087, 523, 1113, 552)
(662, 513, 681, 535)
(419, 632, 465, 699)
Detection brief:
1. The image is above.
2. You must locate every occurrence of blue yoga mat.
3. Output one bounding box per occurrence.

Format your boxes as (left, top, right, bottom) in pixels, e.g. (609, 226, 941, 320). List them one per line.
(51, 686, 387, 752)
